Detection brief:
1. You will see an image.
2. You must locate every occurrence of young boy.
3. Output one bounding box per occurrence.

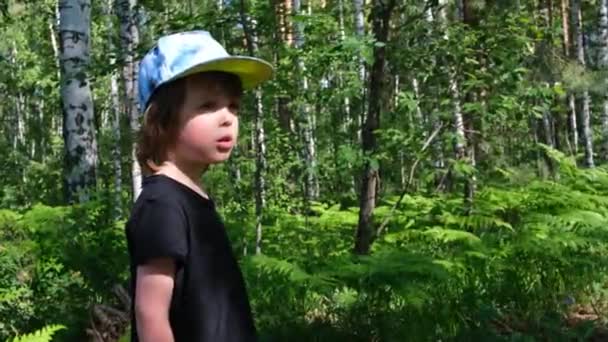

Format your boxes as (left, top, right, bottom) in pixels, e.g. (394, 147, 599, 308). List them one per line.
(125, 30, 273, 341)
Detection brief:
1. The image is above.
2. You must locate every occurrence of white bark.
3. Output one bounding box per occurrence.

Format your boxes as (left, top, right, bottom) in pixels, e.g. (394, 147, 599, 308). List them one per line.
(105, 0, 123, 216)
(253, 90, 265, 255)
(560, 0, 578, 155)
(354, 0, 365, 82)
(50, 2, 62, 137)
(439, 0, 466, 160)
(59, 0, 98, 203)
(571, 0, 594, 167)
(293, 0, 319, 201)
(411, 77, 425, 126)
(353, 0, 365, 142)
(569, 94, 578, 154)
(239, 0, 267, 255)
(449, 73, 466, 159)
(116, 0, 143, 199)
(338, 0, 351, 133)
(599, 0, 608, 160)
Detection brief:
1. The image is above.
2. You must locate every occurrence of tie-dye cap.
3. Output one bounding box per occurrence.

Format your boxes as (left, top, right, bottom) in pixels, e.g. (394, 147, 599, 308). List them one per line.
(138, 30, 273, 112)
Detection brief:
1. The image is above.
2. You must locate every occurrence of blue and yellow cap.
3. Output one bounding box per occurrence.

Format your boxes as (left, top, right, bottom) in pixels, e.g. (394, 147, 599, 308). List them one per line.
(138, 30, 273, 113)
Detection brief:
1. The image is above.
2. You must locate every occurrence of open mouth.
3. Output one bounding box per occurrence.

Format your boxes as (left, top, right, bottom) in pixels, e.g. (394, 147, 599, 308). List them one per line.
(217, 135, 232, 143)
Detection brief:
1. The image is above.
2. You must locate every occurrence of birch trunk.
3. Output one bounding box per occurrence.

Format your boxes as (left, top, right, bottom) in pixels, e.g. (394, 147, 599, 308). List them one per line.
(239, 0, 266, 255)
(354, 0, 396, 255)
(599, 0, 608, 160)
(50, 1, 63, 137)
(338, 0, 351, 132)
(293, 0, 319, 201)
(338, 0, 357, 195)
(116, 0, 143, 199)
(561, 0, 578, 155)
(441, 0, 474, 203)
(58, 0, 98, 203)
(571, 0, 594, 167)
(105, 0, 123, 216)
(353, 0, 365, 142)
(271, 0, 293, 133)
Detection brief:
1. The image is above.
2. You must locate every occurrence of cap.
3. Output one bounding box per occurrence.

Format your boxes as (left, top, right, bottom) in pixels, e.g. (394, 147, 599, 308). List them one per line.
(138, 30, 274, 112)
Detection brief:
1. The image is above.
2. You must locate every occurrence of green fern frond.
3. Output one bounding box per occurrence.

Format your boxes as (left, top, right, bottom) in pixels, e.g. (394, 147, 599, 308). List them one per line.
(9, 325, 66, 342)
(246, 254, 335, 287)
(422, 228, 482, 245)
(330, 248, 457, 285)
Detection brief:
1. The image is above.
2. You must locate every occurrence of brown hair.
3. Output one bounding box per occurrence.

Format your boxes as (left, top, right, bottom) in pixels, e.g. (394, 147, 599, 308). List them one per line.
(136, 72, 244, 176)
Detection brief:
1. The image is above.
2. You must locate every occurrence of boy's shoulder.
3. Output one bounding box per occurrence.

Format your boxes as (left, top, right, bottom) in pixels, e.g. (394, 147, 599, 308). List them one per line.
(129, 175, 187, 217)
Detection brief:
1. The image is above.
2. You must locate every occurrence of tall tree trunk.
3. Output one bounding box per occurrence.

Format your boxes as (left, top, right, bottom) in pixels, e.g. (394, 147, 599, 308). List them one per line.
(459, 0, 477, 209)
(239, 0, 267, 255)
(425, 4, 446, 191)
(571, 0, 594, 167)
(50, 1, 63, 137)
(599, 0, 608, 161)
(58, 0, 98, 203)
(338, 0, 351, 133)
(10, 44, 24, 151)
(449, 72, 467, 166)
(354, 0, 396, 255)
(353, 0, 365, 142)
(438, 0, 471, 198)
(105, 0, 123, 217)
(561, 0, 578, 155)
(537, 0, 557, 176)
(271, 0, 293, 133)
(292, 0, 319, 201)
(338, 0, 356, 195)
(116, 0, 143, 199)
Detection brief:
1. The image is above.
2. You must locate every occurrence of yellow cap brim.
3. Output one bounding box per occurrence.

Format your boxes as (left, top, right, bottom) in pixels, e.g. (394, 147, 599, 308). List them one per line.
(168, 56, 274, 90)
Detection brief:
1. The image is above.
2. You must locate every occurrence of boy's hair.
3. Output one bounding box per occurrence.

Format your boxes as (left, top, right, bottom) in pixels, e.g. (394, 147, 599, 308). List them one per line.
(136, 71, 243, 176)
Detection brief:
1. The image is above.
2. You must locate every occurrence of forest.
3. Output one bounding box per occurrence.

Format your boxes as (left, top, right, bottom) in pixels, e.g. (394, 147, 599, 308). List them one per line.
(2, 0, 608, 340)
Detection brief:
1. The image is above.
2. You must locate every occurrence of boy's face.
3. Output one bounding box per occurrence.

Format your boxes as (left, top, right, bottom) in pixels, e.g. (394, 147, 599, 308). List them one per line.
(172, 73, 242, 167)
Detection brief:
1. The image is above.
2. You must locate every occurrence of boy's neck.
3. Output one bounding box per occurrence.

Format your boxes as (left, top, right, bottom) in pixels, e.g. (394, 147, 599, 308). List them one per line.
(156, 161, 209, 200)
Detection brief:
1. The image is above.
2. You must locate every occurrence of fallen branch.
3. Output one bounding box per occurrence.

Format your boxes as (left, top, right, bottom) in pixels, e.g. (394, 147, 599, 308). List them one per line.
(376, 123, 443, 237)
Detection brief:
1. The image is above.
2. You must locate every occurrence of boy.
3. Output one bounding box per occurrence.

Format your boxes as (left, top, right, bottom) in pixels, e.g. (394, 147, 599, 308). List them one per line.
(125, 30, 273, 341)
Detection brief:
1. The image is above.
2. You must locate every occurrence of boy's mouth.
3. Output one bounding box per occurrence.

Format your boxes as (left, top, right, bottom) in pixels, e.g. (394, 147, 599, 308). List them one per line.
(216, 135, 234, 151)
(217, 135, 233, 143)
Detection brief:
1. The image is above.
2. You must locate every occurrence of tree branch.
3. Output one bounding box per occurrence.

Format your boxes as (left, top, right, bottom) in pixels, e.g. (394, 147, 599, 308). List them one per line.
(375, 122, 443, 237)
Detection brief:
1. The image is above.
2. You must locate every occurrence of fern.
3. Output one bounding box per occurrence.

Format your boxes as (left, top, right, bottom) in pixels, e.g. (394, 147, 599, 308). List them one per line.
(245, 254, 335, 287)
(9, 325, 65, 342)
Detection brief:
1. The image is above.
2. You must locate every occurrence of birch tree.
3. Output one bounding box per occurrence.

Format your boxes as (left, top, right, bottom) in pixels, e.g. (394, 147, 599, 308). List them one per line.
(58, 0, 98, 203)
(292, 0, 319, 201)
(116, 0, 143, 199)
(561, 0, 578, 155)
(437, 0, 471, 199)
(353, 0, 365, 141)
(571, 0, 594, 167)
(239, 0, 267, 255)
(599, 0, 608, 160)
(105, 0, 123, 216)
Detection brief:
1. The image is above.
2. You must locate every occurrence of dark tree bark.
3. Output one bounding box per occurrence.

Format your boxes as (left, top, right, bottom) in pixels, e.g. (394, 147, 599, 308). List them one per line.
(354, 0, 396, 255)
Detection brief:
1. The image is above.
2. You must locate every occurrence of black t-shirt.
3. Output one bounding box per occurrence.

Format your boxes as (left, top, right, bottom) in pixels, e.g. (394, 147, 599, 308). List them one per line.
(125, 174, 257, 341)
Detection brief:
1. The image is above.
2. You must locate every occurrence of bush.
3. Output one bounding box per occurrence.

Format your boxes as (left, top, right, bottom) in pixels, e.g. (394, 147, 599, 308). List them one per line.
(0, 196, 128, 341)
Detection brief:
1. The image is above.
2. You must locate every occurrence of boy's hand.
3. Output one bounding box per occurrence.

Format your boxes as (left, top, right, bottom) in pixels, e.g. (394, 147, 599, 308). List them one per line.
(135, 257, 177, 342)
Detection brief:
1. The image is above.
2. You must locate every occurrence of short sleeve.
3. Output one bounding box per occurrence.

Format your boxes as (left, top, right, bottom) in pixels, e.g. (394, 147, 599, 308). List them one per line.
(129, 198, 188, 266)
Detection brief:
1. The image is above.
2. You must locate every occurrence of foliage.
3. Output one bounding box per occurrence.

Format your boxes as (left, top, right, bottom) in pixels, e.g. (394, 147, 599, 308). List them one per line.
(1, 0, 608, 340)
(8, 325, 66, 342)
(234, 152, 608, 340)
(0, 199, 128, 340)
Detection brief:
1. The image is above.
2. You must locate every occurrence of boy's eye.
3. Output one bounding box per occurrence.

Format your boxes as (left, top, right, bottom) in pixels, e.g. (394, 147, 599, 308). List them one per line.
(199, 101, 216, 111)
(229, 102, 240, 113)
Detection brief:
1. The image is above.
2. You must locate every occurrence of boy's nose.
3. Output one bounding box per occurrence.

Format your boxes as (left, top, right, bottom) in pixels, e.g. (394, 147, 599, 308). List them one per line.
(220, 109, 234, 126)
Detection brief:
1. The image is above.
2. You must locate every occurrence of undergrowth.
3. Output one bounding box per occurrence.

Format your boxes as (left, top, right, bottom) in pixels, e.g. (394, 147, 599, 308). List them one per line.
(1, 152, 607, 341)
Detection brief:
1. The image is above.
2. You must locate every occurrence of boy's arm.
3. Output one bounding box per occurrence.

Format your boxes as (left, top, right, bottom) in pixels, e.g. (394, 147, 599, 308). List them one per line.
(135, 257, 177, 342)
